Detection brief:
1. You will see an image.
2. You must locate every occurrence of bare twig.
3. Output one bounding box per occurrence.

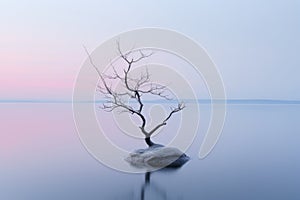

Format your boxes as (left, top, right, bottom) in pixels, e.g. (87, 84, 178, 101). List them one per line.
(85, 42, 184, 138)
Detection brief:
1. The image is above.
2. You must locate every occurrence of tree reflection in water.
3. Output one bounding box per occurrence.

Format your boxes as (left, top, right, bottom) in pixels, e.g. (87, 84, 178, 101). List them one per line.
(140, 172, 167, 200)
(115, 167, 185, 200)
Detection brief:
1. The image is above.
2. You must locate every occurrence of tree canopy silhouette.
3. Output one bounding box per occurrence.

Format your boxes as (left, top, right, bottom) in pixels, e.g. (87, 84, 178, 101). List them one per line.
(85, 42, 185, 147)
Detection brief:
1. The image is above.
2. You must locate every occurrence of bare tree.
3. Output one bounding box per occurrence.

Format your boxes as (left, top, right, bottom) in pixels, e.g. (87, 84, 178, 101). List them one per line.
(84, 42, 185, 147)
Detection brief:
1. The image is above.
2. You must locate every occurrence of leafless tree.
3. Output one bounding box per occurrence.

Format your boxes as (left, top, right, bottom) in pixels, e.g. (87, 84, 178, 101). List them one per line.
(84, 42, 185, 147)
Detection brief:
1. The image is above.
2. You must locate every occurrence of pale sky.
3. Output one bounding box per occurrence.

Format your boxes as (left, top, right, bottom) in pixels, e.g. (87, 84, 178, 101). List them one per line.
(1, 0, 299, 100)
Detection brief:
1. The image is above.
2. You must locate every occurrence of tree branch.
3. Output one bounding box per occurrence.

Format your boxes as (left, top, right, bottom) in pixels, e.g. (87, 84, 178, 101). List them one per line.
(147, 102, 185, 136)
(85, 42, 185, 138)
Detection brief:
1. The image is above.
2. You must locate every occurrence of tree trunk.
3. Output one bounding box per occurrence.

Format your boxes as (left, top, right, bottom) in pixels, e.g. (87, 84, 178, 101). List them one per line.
(145, 137, 154, 147)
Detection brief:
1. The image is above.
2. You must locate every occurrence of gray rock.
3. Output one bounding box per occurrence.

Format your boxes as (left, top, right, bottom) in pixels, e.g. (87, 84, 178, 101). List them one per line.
(125, 145, 190, 169)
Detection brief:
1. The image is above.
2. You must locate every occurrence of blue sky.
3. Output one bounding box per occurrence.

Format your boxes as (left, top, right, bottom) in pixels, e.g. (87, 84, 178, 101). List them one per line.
(1, 0, 299, 100)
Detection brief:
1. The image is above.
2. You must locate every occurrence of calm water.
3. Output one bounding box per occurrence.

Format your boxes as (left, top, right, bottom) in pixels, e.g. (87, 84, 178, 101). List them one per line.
(1, 103, 300, 200)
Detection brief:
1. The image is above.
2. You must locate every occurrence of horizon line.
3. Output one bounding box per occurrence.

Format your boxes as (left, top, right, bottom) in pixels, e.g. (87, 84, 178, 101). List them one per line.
(1, 99, 300, 105)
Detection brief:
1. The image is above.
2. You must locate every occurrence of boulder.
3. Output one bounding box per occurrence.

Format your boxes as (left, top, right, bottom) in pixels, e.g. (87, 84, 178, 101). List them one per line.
(125, 145, 190, 169)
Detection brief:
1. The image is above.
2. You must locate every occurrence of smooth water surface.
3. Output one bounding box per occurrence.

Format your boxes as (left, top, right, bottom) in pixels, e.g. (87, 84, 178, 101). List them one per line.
(1, 103, 299, 200)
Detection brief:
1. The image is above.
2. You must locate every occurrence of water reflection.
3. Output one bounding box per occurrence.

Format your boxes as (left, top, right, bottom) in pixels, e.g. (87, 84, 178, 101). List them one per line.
(140, 172, 167, 200)
(118, 167, 182, 200)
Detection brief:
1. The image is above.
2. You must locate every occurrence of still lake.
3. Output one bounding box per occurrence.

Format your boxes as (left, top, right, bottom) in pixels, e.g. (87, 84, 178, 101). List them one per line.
(1, 103, 299, 200)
